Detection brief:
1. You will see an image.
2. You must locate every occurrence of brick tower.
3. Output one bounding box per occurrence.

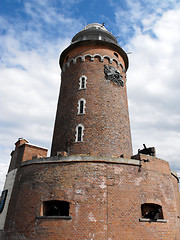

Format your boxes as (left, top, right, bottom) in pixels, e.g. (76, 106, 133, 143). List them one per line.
(51, 23, 132, 158)
(0, 23, 180, 240)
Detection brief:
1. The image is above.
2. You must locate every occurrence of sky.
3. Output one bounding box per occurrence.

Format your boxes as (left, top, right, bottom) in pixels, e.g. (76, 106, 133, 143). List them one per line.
(0, 0, 180, 191)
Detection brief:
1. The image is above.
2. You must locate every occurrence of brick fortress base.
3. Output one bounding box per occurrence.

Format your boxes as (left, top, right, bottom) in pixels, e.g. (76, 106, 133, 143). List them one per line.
(0, 139, 180, 240)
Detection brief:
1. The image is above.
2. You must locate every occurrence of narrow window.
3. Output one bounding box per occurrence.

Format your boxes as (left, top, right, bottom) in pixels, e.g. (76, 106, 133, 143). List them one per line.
(0, 190, 8, 214)
(141, 203, 164, 220)
(78, 126, 82, 141)
(77, 98, 86, 115)
(81, 77, 85, 88)
(75, 124, 84, 142)
(80, 101, 84, 113)
(79, 75, 87, 89)
(43, 200, 70, 217)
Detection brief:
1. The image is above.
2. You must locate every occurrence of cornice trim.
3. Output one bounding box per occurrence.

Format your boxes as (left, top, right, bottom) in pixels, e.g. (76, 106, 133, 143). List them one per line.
(62, 54, 125, 72)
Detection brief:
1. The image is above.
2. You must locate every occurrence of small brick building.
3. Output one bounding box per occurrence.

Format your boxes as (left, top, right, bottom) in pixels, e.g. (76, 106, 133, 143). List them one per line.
(0, 23, 179, 240)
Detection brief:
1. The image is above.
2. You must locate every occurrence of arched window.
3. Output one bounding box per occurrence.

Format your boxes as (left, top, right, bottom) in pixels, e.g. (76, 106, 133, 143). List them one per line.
(79, 75, 87, 90)
(141, 203, 164, 220)
(43, 200, 70, 217)
(75, 124, 84, 142)
(77, 98, 86, 115)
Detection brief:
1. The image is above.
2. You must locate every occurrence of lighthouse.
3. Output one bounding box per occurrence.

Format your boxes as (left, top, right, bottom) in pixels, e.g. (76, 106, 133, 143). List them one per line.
(0, 23, 179, 240)
(51, 23, 132, 158)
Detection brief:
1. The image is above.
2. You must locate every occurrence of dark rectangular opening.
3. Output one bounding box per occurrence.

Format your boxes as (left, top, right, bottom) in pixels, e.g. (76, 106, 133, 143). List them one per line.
(0, 189, 8, 214)
(43, 200, 70, 217)
(80, 101, 84, 114)
(81, 78, 85, 88)
(78, 126, 82, 141)
(141, 203, 164, 220)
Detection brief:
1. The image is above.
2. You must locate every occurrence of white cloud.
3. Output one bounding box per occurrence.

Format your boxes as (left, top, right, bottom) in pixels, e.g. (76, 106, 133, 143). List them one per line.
(0, 1, 84, 191)
(124, 6, 180, 176)
(0, 46, 62, 188)
(110, 0, 178, 43)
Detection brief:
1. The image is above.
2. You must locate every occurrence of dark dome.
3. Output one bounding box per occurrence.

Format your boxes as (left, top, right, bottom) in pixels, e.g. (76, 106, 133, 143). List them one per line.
(71, 23, 119, 46)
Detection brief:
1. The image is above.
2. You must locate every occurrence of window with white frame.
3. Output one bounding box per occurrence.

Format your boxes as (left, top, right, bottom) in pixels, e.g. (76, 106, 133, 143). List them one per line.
(77, 98, 86, 115)
(79, 75, 87, 90)
(75, 124, 84, 142)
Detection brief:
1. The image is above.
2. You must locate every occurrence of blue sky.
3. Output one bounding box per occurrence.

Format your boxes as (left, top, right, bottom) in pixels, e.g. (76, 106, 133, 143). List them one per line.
(0, 0, 180, 191)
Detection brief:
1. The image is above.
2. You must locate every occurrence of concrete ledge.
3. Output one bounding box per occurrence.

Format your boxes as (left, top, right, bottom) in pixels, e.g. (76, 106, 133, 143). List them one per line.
(139, 218, 168, 223)
(37, 216, 72, 220)
(21, 155, 141, 167)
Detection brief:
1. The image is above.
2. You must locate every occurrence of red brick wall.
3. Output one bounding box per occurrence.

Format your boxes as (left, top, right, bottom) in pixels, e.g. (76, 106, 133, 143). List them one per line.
(171, 173, 180, 237)
(3, 156, 180, 240)
(8, 142, 48, 172)
(51, 44, 132, 158)
(20, 144, 48, 162)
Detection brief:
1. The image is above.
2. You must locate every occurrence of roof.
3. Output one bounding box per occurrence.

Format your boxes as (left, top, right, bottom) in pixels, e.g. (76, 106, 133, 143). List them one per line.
(71, 23, 119, 46)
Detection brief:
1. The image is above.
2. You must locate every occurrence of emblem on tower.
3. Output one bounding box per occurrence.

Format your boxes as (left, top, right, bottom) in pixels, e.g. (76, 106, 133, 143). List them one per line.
(104, 64, 124, 87)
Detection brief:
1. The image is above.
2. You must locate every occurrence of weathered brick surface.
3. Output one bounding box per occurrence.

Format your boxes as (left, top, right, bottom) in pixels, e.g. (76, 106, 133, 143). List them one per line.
(3, 156, 180, 240)
(171, 173, 180, 238)
(8, 141, 48, 172)
(51, 44, 133, 158)
(20, 144, 48, 162)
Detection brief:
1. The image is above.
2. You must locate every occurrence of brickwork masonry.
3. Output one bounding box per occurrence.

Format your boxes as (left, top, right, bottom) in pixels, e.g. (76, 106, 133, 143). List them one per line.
(51, 45, 133, 158)
(2, 154, 180, 240)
